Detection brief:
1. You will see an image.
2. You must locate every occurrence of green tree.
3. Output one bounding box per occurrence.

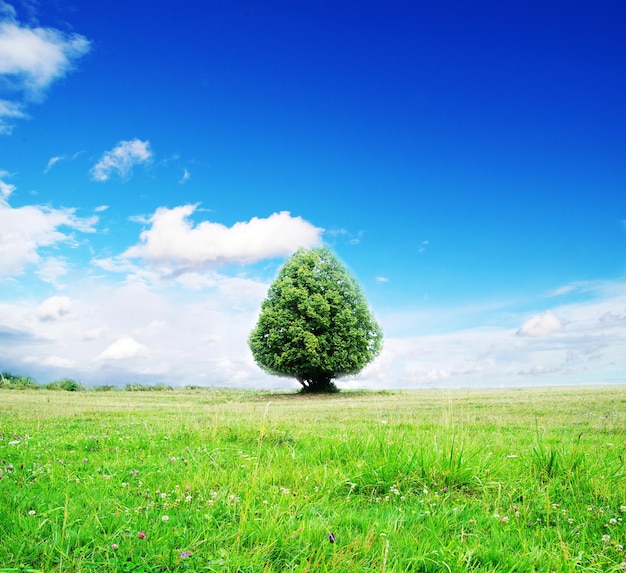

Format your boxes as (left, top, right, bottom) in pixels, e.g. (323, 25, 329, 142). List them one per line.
(248, 247, 383, 392)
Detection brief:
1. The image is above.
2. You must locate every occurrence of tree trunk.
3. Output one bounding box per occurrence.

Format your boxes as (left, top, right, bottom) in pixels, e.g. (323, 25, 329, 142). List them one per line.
(297, 376, 338, 393)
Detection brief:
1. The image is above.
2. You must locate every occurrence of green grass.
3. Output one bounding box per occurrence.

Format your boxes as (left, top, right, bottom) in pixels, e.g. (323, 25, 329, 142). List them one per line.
(1, 386, 625, 572)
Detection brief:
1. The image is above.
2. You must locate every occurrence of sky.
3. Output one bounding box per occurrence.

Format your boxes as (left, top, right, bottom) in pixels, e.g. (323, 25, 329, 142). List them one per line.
(0, 0, 625, 390)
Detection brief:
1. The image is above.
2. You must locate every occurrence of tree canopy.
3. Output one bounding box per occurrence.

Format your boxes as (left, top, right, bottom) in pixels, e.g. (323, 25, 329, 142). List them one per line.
(248, 246, 382, 392)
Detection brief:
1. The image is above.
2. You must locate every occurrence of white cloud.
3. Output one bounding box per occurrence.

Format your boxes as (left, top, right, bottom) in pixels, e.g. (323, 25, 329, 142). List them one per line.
(0, 194, 98, 277)
(37, 295, 71, 321)
(376, 276, 389, 283)
(179, 168, 190, 184)
(0, 99, 26, 134)
(417, 240, 429, 253)
(42, 356, 77, 368)
(44, 155, 64, 172)
(0, 20, 90, 97)
(35, 257, 68, 287)
(0, 17, 89, 132)
(0, 171, 15, 198)
(90, 139, 152, 182)
(96, 336, 149, 361)
(94, 205, 109, 212)
(122, 206, 324, 271)
(83, 327, 106, 341)
(517, 310, 563, 337)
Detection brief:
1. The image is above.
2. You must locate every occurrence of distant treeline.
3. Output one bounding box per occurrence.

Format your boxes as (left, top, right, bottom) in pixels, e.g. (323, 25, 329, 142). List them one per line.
(0, 371, 182, 392)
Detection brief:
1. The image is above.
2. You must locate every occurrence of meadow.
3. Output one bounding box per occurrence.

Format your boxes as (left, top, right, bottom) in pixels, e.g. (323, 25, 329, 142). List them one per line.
(1, 385, 625, 572)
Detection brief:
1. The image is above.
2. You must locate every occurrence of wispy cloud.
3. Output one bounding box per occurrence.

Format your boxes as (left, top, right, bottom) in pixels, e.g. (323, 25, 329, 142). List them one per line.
(179, 168, 190, 184)
(0, 14, 90, 132)
(376, 276, 389, 283)
(44, 155, 64, 172)
(90, 139, 152, 182)
(0, 99, 26, 134)
(0, 190, 98, 277)
(0, 170, 16, 199)
(122, 206, 324, 272)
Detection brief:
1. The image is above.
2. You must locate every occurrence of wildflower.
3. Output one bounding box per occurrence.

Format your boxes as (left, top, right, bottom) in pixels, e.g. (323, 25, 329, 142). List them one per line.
(501, 516, 509, 524)
(468, 519, 476, 525)
(28, 510, 36, 516)
(610, 518, 618, 525)
(620, 562, 626, 571)
(180, 551, 193, 558)
(327, 532, 336, 543)
(620, 506, 626, 513)
(137, 531, 146, 539)
(185, 495, 192, 503)
(83, 458, 88, 463)
(602, 534, 611, 543)
(617, 545, 624, 552)
(162, 515, 169, 522)
(5, 464, 13, 471)
(129, 469, 139, 476)
(161, 493, 167, 499)
(111, 543, 118, 550)
(568, 518, 574, 524)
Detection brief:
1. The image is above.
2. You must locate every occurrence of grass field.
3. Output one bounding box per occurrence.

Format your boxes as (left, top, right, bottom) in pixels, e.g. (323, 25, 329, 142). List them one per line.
(1, 385, 625, 572)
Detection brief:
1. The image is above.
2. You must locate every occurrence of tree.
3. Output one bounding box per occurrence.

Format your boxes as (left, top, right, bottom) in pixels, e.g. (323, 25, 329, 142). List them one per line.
(248, 246, 383, 392)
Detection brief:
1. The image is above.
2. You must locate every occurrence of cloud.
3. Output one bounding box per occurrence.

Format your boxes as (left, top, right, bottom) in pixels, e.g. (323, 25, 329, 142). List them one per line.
(41, 356, 77, 368)
(44, 155, 64, 172)
(0, 171, 15, 198)
(417, 240, 429, 253)
(375, 276, 389, 283)
(0, 194, 98, 277)
(179, 168, 190, 184)
(122, 206, 324, 271)
(35, 257, 68, 287)
(0, 20, 90, 96)
(0, 16, 90, 132)
(37, 296, 71, 321)
(96, 336, 149, 361)
(90, 139, 152, 182)
(516, 310, 563, 337)
(0, 99, 26, 134)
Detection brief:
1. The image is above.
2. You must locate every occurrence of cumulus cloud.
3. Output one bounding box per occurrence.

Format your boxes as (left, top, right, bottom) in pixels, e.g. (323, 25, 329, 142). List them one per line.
(90, 139, 152, 181)
(122, 206, 324, 270)
(0, 16, 90, 132)
(517, 310, 563, 337)
(0, 194, 98, 277)
(96, 336, 149, 361)
(37, 296, 71, 321)
(375, 276, 389, 283)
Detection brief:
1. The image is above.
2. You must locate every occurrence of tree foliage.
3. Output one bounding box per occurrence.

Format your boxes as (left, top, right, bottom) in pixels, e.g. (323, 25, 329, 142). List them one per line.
(248, 247, 382, 392)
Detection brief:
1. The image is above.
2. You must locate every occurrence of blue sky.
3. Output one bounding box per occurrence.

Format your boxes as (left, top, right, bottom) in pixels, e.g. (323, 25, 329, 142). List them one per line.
(1, 0, 625, 389)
